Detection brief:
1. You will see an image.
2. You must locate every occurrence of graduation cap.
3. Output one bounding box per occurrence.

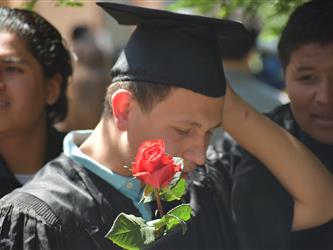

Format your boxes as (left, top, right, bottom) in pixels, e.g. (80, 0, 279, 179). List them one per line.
(97, 2, 250, 97)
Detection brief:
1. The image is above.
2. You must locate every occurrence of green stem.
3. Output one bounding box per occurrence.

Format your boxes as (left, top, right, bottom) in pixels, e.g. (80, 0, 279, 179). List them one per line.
(154, 189, 164, 217)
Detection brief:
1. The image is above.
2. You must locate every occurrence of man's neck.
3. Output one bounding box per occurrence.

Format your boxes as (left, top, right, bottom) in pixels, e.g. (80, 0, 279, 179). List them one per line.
(80, 120, 132, 177)
(0, 122, 48, 175)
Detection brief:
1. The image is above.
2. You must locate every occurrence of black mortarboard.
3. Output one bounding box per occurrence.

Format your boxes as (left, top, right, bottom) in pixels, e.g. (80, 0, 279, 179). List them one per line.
(97, 2, 250, 97)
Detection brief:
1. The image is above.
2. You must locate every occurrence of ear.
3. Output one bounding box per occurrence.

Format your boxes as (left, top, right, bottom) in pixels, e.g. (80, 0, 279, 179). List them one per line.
(46, 73, 62, 105)
(111, 89, 134, 131)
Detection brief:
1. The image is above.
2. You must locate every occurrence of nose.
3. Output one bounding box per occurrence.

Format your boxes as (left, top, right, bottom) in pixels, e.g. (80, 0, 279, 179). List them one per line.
(183, 138, 208, 167)
(316, 80, 333, 105)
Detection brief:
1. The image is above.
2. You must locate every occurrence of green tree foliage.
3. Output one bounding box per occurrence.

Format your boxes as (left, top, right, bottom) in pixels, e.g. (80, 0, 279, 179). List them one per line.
(168, 0, 309, 39)
(23, 0, 308, 38)
(24, 0, 82, 10)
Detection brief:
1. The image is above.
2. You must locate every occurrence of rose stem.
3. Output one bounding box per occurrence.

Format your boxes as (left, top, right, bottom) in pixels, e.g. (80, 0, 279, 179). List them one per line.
(154, 189, 164, 217)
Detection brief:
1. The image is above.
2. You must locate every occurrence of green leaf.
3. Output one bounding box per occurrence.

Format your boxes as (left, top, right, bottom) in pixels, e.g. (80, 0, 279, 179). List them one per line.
(160, 177, 186, 202)
(167, 204, 191, 221)
(146, 218, 167, 238)
(159, 187, 177, 202)
(164, 213, 187, 234)
(146, 218, 165, 229)
(162, 204, 192, 233)
(105, 213, 156, 250)
(139, 185, 154, 203)
(170, 177, 186, 197)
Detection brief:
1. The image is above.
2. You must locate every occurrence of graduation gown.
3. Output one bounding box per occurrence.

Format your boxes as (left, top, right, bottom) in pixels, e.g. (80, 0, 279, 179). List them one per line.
(229, 104, 333, 250)
(0, 127, 65, 198)
(0, 154, 142, 249)
(0, 146, 237, 250)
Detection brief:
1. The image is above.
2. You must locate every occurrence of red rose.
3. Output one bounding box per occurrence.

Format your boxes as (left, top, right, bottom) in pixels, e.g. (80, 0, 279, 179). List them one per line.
(132, 139, 181, 188)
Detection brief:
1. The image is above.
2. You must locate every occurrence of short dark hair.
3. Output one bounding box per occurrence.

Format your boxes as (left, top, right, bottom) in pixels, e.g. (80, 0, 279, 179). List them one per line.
(0, 7, 73, 124)
(278, 0, 333, 70)
(103, 81, 172, 118)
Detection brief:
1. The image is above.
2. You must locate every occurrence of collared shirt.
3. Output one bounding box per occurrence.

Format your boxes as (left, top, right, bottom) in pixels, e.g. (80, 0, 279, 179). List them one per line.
(63, 130, 151, 220)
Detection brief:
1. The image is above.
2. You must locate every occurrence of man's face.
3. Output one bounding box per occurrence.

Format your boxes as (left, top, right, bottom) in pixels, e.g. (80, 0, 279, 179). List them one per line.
(127, 87, 224, 172)
(285, 42, 333, 144)
(0, 32, 49, 137)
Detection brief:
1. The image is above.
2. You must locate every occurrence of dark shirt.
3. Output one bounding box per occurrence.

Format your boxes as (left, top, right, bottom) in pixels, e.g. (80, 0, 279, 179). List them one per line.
(0, 127, 65, 198)
(0, 147, 237, 249)
(229, 104, 333, 250)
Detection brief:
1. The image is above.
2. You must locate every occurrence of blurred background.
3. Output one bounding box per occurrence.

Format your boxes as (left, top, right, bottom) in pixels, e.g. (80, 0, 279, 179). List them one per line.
(0, 0, 308, 132)
(0, 0, 308, 90)
(1, 0, 169, 68)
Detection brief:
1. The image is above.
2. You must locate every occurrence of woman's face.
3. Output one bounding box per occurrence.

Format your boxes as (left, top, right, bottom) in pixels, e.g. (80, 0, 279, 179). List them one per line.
(0, 32, 57, 137)
(285, 42, 333, 144)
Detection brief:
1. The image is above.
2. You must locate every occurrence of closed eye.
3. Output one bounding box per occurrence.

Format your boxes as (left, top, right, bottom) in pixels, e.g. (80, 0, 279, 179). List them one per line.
(174, 127, 192, 136)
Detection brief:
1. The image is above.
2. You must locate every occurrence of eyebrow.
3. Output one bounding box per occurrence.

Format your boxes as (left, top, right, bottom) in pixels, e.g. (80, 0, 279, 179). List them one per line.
(294, 65, 314, 72)
(178, 119, 222, 130)
(179, 120, 201, 128)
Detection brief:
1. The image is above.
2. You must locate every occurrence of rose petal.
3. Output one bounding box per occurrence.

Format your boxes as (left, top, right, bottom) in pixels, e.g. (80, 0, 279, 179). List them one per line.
(132, 139, 166, 174)
(138, 163, 181, 188)
(131, 139, 183, 188)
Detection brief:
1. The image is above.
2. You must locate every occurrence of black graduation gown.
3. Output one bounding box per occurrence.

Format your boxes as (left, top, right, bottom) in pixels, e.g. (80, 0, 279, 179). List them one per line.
(229, 104, 333, 250)
(0, 154, 142, 249)
(0, 146, 237, 250)
(0, 127, 65, 198)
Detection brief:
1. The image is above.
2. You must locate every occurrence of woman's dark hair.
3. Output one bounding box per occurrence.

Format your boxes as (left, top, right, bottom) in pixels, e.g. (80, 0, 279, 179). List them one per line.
(0, 7, 73, 124)
(278, 0, 333, 70)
